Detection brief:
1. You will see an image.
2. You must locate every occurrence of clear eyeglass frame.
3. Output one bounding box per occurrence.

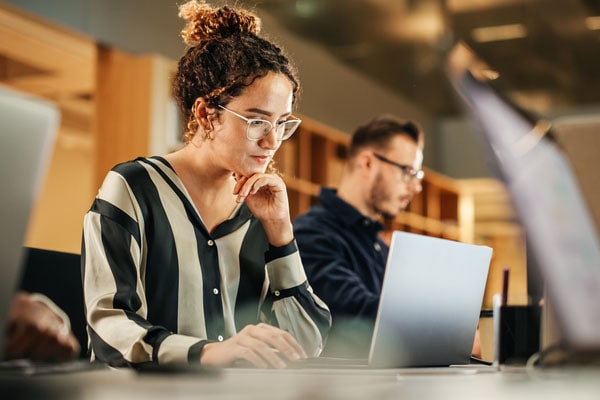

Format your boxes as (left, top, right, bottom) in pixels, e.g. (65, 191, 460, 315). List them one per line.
(372, 153, 425, 182)
(218, 105, 301, 141)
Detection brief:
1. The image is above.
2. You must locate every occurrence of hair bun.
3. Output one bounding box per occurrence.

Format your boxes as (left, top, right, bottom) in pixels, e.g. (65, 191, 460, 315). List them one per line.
(178, 0, 262, 46)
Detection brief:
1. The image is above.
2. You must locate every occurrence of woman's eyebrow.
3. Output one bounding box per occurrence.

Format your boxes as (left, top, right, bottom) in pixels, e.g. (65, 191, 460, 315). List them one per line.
(244, 107, 292, 118)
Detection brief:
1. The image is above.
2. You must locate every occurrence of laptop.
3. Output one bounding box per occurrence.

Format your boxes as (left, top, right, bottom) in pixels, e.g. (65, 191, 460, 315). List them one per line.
(369, 231, 492, 368)
(0, 88, 104, 374)
(446, 42, 600, 362)
(0, 87, 58, 361)
(0, 87, 59, 361)
(292, 231, 492, 369)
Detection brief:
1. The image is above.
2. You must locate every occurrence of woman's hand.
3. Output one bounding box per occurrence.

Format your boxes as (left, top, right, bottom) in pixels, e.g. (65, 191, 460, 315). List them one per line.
(200, 323, 307, 368)
(233, 173, 293, 247)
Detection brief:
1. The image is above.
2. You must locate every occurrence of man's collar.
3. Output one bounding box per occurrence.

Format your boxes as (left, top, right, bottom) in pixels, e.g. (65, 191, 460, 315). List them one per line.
(319, 187, 385, 231)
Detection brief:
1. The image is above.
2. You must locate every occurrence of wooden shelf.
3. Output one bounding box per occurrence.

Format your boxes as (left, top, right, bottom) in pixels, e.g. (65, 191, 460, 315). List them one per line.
(274, 116, 350, 219)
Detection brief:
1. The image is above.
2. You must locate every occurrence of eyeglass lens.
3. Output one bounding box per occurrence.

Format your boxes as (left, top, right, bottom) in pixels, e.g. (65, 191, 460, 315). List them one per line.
(247, 119, 300, 141)
(373, 153, 424, 182)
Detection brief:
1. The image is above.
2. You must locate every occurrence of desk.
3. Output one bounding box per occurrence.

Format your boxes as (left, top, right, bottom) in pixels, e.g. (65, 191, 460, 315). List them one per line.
(1, 366, 600, 399)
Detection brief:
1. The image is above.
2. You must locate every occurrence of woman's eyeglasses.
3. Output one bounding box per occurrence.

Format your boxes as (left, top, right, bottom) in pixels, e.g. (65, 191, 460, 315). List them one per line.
(218, 105, 301, 141)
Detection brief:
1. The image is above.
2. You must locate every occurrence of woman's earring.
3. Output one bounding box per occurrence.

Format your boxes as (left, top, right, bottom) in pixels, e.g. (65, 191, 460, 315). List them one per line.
(193, 99, 216, 141)
(204, 119, 215, 140)
(204, 128, 214, 140)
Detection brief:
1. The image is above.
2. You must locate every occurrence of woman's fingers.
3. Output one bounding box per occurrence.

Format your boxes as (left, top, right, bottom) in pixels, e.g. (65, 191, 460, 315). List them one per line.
(232, 175, 249, 196)
(240, 324, 305, 363)
(200, 324, 306, 368)
(278, 330, 308, 360)
(233, 174, 284, 199)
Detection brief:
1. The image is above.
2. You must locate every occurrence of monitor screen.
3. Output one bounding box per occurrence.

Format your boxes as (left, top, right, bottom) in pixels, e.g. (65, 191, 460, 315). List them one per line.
(446, 43, 600, 351)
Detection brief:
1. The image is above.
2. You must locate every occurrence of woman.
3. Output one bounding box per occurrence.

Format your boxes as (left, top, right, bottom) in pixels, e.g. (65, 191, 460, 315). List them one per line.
(82, 0, 330, 368)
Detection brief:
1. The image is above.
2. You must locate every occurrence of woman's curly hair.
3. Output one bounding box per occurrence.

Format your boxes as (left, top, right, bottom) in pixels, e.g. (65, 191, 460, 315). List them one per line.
(173, 0, 300, 145)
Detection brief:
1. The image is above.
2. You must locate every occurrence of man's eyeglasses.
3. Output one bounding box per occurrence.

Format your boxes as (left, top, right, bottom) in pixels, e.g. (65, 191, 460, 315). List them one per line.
(218, 105, 301, 141)
(373, 153, 425, 182)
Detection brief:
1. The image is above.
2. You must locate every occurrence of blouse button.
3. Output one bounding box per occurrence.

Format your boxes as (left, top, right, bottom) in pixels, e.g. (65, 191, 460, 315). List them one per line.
(374, 242, 381, 251)
(217, 335, 224, 342)
(213, 288, 219, 295)
(207, 240, 214, 246)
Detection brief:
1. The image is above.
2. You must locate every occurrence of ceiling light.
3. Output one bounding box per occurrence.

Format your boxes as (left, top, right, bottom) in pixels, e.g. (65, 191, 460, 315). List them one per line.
(294, 0, 321, 17)
(471, 24, 527, 43)
(585, 16, 600, 30)
(447, 0, 527, 13)
(386, 6, 445, 44)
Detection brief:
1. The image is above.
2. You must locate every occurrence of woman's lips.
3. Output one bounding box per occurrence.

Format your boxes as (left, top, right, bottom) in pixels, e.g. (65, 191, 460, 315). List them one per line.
(252, 154, 271, 164)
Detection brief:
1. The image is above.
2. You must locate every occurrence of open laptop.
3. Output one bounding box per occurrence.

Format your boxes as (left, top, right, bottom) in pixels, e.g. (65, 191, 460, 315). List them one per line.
(292, 230, 492, 369)
(446, 42, 600, 362)
(369, 231, 492, 368)
(0, 88, 108, 375)
(0, 87, 59, 362)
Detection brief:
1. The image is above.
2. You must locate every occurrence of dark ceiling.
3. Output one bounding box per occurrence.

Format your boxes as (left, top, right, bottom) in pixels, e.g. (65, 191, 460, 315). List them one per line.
(244, 0, 600, 118)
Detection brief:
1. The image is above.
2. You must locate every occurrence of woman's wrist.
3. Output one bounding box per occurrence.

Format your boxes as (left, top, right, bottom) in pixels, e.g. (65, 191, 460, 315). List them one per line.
(263, 221, 294, 247)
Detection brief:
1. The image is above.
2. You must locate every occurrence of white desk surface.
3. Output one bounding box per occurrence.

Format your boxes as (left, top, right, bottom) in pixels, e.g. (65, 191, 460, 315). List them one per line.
(1, 365, 600, 400)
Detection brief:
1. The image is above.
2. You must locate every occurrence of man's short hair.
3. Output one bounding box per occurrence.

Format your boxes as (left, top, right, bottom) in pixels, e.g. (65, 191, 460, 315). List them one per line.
(349, 114, 424, 158)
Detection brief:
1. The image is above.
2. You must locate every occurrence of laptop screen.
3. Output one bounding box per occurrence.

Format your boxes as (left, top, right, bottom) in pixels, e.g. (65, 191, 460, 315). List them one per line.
(446, 43, 600, 351)
(369, 231, 491, 368)
(0, 88, 59, 360)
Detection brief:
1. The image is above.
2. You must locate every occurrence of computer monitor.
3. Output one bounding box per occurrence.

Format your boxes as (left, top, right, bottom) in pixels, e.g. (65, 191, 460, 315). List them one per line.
(446, 42, 600, 357)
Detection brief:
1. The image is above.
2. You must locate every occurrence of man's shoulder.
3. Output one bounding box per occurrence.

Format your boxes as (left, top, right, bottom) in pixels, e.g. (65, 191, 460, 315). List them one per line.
(294, 204, 337, 228)
(293, 206, 351, 249)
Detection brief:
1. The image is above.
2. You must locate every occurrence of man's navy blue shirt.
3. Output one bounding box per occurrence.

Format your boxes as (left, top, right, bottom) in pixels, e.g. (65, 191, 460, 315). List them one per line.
(293, 187, 389, 357)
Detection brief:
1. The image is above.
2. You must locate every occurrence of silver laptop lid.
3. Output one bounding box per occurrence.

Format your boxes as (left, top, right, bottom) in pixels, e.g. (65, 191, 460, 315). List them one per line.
(369, 231, 492, 368)
(0, 87, 59, 360)
(446, 42, 600, 352)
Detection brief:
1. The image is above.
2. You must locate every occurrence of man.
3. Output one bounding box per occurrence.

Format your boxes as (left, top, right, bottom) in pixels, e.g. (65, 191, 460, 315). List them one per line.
(293, 114, 424, 357)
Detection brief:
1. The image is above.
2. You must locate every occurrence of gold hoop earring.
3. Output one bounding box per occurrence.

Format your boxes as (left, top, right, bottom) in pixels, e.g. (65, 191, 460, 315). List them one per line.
(201, 111, 216, 140)
(204, 125, 214, 140)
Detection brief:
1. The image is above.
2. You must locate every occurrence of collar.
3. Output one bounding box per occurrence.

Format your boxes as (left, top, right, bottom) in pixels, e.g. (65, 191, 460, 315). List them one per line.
(319, 187, 385, 232)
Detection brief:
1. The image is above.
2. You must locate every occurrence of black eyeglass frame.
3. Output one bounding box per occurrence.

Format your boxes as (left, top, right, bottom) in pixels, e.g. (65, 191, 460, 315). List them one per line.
(372, 153, 425, 181)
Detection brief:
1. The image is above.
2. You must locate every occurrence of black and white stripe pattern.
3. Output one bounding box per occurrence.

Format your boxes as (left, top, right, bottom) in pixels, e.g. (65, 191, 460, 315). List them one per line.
(82, 156, 330, 366)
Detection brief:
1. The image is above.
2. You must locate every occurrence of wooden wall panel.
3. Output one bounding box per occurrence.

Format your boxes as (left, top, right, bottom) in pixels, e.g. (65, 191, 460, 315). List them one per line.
(1, 3, 97, 253)
(94, 48, 154, 187)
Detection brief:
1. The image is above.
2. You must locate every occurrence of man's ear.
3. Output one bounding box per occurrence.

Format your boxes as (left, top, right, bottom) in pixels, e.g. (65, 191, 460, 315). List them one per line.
(355, 150, 376, 176)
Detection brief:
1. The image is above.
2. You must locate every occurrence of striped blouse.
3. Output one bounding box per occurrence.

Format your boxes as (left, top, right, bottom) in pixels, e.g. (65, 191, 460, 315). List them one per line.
(82, 156, 331, 367)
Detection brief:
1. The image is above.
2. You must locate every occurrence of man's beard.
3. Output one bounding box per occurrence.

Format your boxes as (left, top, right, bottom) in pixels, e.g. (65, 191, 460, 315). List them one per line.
(369, 172, 407, 221)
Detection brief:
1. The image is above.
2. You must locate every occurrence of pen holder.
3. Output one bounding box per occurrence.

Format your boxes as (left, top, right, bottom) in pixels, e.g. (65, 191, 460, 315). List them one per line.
(494, 304, 541, 365)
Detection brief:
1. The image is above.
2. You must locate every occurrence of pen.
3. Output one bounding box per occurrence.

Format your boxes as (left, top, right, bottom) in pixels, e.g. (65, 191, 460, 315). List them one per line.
(501, 266, 509, 306)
